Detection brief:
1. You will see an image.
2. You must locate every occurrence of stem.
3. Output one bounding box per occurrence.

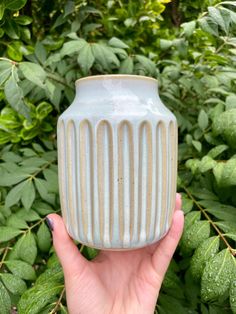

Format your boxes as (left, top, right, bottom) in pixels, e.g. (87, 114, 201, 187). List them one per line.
(29, 160, 54, 180)
(46, 72, 73, 89)
(49, 286, 66, 314)
(0, 246, 10, 270)
(183, 186, 235, 256)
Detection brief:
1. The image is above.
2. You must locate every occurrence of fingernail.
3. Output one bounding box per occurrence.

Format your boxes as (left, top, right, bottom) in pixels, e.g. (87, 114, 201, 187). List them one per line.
(45, 217, 54, 232)
(177, 193, 182, 199)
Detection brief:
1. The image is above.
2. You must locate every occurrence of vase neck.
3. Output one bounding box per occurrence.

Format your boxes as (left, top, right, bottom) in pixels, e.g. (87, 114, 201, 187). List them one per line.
(75, 75, 158, 103)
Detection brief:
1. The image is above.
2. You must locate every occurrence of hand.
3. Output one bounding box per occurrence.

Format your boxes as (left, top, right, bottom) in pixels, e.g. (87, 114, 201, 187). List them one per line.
(47, 194, 184, 314)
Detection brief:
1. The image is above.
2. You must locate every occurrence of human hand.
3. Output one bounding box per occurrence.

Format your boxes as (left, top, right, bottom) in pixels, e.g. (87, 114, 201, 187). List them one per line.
(47, 193, 184, 314)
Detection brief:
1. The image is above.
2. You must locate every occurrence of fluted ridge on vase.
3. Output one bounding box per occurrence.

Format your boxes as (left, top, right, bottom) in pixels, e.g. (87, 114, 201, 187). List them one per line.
(58, 117, 177, 249)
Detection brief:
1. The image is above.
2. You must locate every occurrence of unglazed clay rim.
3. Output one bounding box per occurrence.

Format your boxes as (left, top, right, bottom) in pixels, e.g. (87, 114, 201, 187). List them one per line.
(75, 74, 157, 85)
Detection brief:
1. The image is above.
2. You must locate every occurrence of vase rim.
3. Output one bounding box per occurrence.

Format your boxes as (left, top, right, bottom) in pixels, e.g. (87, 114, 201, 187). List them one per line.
(75, 74, 157, 85)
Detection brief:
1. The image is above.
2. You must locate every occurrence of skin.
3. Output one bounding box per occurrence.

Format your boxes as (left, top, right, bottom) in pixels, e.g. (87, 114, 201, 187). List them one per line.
(48, 193, 184, 314)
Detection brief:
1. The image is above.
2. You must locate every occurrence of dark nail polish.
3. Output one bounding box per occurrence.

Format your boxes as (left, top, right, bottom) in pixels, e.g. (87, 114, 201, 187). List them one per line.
(45, 217, 54, 231)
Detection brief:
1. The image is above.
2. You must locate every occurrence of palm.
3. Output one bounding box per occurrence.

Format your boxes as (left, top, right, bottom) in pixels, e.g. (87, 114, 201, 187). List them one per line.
(48, 195, 183, 314)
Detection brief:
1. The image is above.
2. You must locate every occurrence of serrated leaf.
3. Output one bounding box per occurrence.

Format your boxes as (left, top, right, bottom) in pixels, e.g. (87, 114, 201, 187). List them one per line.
(77, 42, 94, 75)
(198, 110, 209, 131)
(37, 222, 51, 252)
(182, 220, 210, 250)
(0, 281, 11, 314)
(191, 236, 220, 279)
(5, 180, 28, 207)
(0, 273, 27, 295)
(230, 280, 236, 313)
(18, 281, 63, 314)
(119, 57, 134, 74)
(18, 232, 37, 264)
(19, 62, 46, 88)
(5, 260, 36, 280)
(0, 226, 22, 242)
(201, 249, 235, 301)
(21, 179, 35, 210)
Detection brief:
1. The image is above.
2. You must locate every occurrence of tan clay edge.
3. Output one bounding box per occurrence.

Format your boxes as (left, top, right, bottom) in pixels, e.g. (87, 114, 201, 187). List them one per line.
(75, 74, 157, 85)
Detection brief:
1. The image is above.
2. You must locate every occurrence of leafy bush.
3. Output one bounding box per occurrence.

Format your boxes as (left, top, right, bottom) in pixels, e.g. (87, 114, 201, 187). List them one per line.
(0, 0, 236, 313)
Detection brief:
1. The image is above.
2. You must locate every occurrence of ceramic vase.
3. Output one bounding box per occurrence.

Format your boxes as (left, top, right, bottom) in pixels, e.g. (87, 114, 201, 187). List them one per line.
(57, 74, 177, 250)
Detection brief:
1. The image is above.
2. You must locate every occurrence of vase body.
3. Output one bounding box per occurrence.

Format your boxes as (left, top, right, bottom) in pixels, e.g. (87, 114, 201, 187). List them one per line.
(57, 75, 177, 250)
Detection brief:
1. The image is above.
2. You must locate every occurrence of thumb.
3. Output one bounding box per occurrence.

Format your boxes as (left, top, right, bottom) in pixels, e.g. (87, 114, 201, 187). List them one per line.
(46, 214, 87, 279)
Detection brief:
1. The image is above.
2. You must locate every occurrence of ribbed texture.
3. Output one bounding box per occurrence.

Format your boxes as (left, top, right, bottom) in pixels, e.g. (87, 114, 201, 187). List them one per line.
(58, 118, 177, 249)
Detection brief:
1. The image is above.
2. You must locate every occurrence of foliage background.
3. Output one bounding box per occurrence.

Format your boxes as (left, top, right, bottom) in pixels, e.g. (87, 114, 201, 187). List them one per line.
(0, 0, 236, 313)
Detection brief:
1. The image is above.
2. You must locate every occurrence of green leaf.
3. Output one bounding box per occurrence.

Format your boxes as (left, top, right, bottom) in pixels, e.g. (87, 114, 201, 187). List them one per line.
(0, 281, 11, 314)
(198, 17, 218, 36)
(14, 15, 32, 25)
(160, 39, 172, 50)
(0, 61, 12, 85)
(7, 41, 22, 61)
(208, 7, 228, 34)
(224, 233, 236, 241)
(82, 246, 99, 260)
(19, 62, 46, 88)
(0, 273, 27, 295)
(0, 171, 29, 187)
(92, 43, 120, 71)
(191, 236, 220, 280)
(18, 232, 37, 264)
(5, 180, 28, 207)
(36, 101, 52, 119)
(181, 220, 210, 250)
(213, 158, 236, 187)
(21, 180, 35, 210)
(208, 145, 228, 158)
(0, 226, 22, 242)
(43, 168, 58, 193)
(181, 21, 196, 37)
(201, 249, 235, 301)
(226, 95, 236, 110)
(37, 222, 51, 252)
(109, 37, 129, 49)
(77, 42, 95, 75)
(213, 109, 236, 149)
(5, 0, 27, 10)
(181, 195, 193, 214)
(119, 57, 134, 74)
(184, 211, 201, 230)
(18, 282, 63, 314)
(135, 55, 156, 76)
(60, 39, 86, 57)
(199, 156, 217, 173)
(34, 178, 55, 204)
(7, 215, 28, 229)
(4, 75, 29, 117)
(215, 221, 236, 234)
(198, 109, 209, 131)
(192, 140, 202, 152)
(5, 260, 36, 280)
(230, 280, 236, 313)
(199, 200, 236, 221)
